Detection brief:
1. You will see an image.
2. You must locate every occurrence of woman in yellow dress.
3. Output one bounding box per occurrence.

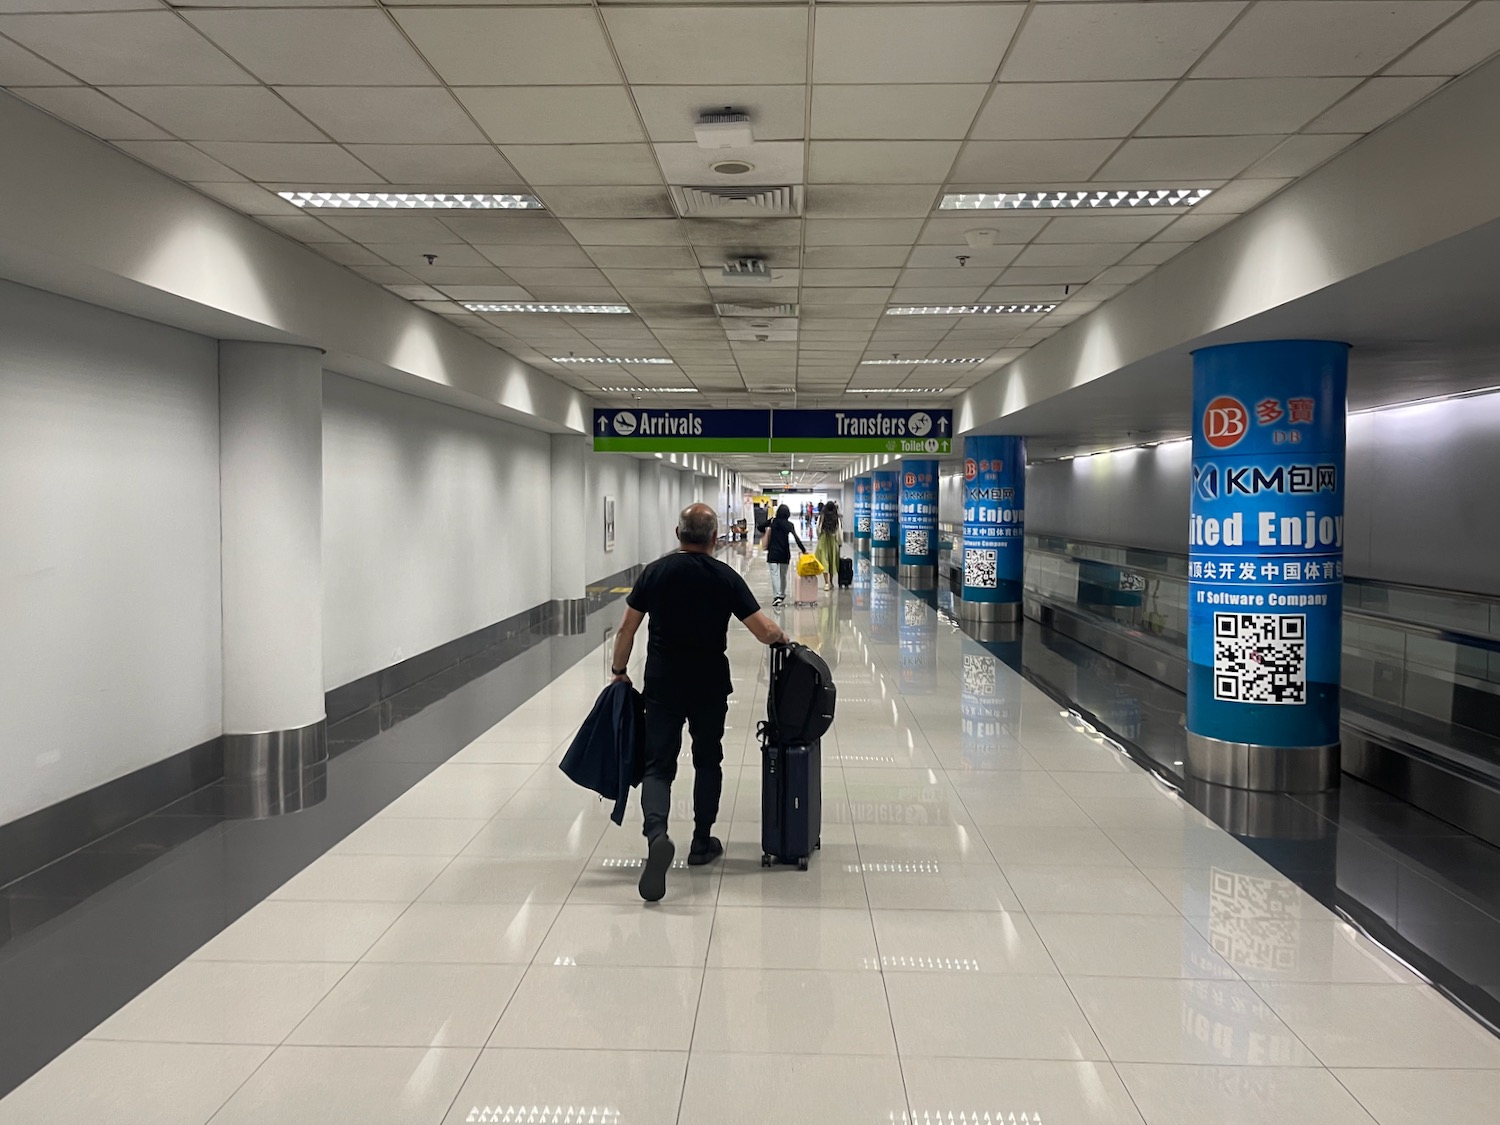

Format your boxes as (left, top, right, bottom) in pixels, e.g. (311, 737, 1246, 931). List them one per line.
(814, 501, 841, 591)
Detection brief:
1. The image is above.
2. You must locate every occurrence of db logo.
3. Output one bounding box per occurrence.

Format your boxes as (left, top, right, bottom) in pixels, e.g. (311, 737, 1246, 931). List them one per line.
(904, 473, 916, 487)
(964, 458, 977, 481)
(1203, 396, 1248, 449)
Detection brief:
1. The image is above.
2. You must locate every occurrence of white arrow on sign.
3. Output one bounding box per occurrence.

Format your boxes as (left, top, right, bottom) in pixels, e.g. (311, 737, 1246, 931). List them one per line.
(937, 417, 950, 434)
(597, 416, 608, 433)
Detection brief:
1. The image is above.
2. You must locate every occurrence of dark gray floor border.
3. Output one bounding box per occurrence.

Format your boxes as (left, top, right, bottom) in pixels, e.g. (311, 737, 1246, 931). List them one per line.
(0, 564, 643, 894)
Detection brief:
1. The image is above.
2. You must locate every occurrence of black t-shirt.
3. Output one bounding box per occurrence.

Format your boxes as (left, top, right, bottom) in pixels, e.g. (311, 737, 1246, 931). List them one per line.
(627, 551, 760, 701)
(764, 517, 804, 564)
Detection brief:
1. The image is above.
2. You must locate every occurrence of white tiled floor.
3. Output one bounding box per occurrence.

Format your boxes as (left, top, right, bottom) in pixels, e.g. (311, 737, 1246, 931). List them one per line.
(4, 554, 1499, 1124)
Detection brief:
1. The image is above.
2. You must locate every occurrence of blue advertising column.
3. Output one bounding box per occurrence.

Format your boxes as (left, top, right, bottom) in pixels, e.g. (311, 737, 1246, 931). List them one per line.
(853, 476, 872, 553)
(870, 469, 899, 566)
(898, 459, 939, 588)
(1187, 340, 1348, 792)
(960, 436, 1026, 623)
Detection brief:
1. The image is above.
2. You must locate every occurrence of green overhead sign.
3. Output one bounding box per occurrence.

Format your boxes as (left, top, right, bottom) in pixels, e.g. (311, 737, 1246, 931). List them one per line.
(593, 407, 953, 454)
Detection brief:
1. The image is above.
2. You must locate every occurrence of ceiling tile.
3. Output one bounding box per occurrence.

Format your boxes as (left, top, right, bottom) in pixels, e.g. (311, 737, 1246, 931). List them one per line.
(439, 213, 576, 244)
(367, 243, 495, 270)
(997, 263, 1100, 286)
(1389, 1, 1500, 76)
(278, 87, 482, 144)
(1119, 242, 1189, 267)
(0, 35, 76, 85)
(1304, 76, 1447, 133)
(971, 80, 1172, 140)
(0, 12, 253, 84)
(808, 139, 960, 184)
(1013, 242, 1130, 269)
(1095, 135, 1282, 181)
(113, 139, 246, 181)
(810, 83, 986, 140)
(804, 217, 924, 246)
(1033, 214, 1179, 244)
(343, 144, 525, 187)
(561, 218, 689, 246)
(800, 245, 911, 268)
(629, 85, 805, 143)
(917, 213, 1050, 245)
(501, 267, 611, 289)
(1139, 78, 1359, 136)
(413, 266, 518, 285)
(583, 245, 700, 269)
(432, 286, 535, 303)
(949, 139, 1116, 183)
(812, 4, 1023, 84)
(1195, 1, 1464, 78)
(106, 86, 325, 143)
(313, 243, 386, 267)
(603, 268, 706, 289)
(535, 186, 674, 219)
(456, 86, 644, 146)
(14, 87, 169, 140)
(903, 243, 1020, 269)
(194, 140, 378, 182)
(501, 143, 661, 185)
(354, 268, 420, 288)
(653, 139, 802, 186)
(254, 214, 345, 244)
(685, 218, 802, 247)
(603, 6, 809, 85)
(186, 11, 435, 85)
(1153, 212, 1238, 242)
(1242, 133, 1360, 178)
(1192, 178, 1292, 214)
(805, 268, 903, 288)
(393, 8, 617, 85)
(1093, 264, 1157, 285)
(804, 184, 940, 218)
(316, 213, 467, 243)
(999, 2, 1245, 82)
(191, 181, 305, 215)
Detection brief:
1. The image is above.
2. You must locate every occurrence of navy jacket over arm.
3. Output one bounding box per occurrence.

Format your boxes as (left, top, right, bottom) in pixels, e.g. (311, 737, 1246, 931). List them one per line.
(559, 681, 645, 825)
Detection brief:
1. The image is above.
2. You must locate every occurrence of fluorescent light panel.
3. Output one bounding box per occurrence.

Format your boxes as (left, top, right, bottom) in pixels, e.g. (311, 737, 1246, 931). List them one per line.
(887, 304, 1056, 316)
(551, 356, 673, 364)
(859, 358, 983, 365)
(463, 302, 631, 314)
(941, 188, 1211, 211)
(279, 191, 542, 210)
(598, 385, 697, 393)
(848, 387, 947, 394)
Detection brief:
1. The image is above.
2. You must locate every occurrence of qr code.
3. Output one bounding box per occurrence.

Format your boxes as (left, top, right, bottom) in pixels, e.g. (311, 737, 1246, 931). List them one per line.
(904, 528, 930, 557)
(904, 597, 928, 626)
(873, 519, 891, 541)
(1207, 867, 1302, 972)
(1213, 613, 1306, 704)
(963, 548, 998, 588)
(856, 515, 871, 534)
(962, 653, 997, 697)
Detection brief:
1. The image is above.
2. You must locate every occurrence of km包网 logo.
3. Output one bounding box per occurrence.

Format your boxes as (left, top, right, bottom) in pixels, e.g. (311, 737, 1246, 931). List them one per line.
(964, 459, 977, 481)
(1203, 396, 1248, 449)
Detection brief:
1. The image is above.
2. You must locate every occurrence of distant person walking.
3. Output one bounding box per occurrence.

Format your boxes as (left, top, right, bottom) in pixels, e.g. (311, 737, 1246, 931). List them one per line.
(762, 503, 806, 608)
(610, 504, 789, 901)
(815, 501, 841, 591)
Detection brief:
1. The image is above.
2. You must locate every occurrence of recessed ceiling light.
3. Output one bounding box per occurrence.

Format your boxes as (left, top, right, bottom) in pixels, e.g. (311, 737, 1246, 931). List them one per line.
(551, 356, 673, 365)
(279, 191, 543, 210)
(886, 304, 1056, 316)
(848, 387, 948, 394)
(463, 302, 631, 314)
(859, 358, 984, 365)
(598, 386, 698, 393)
(940, 188, 1212, 211)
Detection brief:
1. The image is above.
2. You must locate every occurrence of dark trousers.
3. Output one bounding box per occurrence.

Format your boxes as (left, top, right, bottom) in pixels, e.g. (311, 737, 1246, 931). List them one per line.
(641, 694, 728, 841)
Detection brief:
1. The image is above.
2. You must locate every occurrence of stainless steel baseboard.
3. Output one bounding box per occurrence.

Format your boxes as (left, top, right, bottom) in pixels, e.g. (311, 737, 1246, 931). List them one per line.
(899, 563, 936, 589)
(1185, 730, 1339, 793)
(549, 597, 588, 636)
(958, 597, 1020, 623)
(222, 719, 328, 818)
(871, 547, 897, 566)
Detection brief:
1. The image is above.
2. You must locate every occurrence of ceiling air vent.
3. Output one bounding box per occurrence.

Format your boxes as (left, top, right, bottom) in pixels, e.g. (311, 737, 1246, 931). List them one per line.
(715, 302, 798, 318)
(719, 257, 775, 286)
(694, 109, 754, 150)
(671, 185, 801, 218)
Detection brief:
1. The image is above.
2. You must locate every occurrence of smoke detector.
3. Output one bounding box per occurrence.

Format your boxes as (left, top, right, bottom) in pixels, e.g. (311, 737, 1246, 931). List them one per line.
(720, 257, 774, 286)
(694, 109, 754, 150)
(711, 159, 754, 176)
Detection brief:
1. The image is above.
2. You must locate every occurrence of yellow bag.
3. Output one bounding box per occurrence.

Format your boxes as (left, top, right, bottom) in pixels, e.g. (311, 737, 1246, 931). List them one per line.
(797, 554, 824, 577)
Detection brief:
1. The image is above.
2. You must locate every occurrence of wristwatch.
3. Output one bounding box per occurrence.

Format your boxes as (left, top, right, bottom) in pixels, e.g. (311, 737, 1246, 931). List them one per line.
(611, 666, 628, 676)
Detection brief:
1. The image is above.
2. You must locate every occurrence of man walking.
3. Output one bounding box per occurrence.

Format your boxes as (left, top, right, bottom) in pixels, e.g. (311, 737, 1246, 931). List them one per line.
(610, 503, 789, 902)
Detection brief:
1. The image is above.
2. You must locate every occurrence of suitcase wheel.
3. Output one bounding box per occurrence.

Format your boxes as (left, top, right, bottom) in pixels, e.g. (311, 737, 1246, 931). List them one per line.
(797, 856, 809, 872)
(761, 854, 772, 868)
(815, 838, 822, 850)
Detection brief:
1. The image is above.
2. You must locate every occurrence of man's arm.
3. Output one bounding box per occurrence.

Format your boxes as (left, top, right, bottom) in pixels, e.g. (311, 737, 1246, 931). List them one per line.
(742, 610, 790, 647)
(611, 606, 645, 682)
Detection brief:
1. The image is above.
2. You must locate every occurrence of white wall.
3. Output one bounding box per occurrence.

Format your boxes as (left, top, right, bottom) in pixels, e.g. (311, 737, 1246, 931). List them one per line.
(0, 280, 222, 827)
(584, 448, 640, 584)
(321, 373, 552, 689)
(1027, 394, 1500, 595)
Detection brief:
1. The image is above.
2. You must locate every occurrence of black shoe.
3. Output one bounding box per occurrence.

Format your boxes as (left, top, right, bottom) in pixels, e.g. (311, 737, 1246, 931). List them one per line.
(688, 837, 724, 866)
(639, 833, 675, 902)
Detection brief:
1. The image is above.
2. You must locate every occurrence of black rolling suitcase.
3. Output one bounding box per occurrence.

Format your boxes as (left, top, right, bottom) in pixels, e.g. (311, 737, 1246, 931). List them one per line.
(837, 557, 854, 587)
(759, 643, 836, 870)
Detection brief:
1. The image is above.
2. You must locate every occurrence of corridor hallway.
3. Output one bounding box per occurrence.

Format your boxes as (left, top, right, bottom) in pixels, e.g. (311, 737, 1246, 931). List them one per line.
(2, 548, 1497, 1125)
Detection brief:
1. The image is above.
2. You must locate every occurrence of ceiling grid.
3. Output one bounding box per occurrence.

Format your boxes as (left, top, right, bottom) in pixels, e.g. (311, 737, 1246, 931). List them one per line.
(2, 0, 1498, 468)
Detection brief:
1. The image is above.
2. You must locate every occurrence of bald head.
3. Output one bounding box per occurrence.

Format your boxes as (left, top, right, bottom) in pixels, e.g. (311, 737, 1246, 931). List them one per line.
(677, 503, 719, 549)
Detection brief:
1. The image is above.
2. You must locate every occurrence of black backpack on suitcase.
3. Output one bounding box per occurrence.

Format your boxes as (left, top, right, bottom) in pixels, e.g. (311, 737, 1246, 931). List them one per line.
(837, 557, 854, 587)
(759, 644, 834, 870)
